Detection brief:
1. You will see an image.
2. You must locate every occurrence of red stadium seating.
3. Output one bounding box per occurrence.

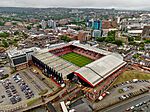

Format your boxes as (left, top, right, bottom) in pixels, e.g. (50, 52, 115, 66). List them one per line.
(49, 45, 104, 60)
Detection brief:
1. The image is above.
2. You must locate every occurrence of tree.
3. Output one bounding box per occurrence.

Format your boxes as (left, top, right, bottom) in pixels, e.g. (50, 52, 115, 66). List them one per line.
(61, 35, 71, 42)
(129, 41, 139, 46)
(0, 21, 4, 26)
(8, 40, 13, 45)
(114, 40, 123, 46)
(22, 32, 28, 38)
(14, 38, 19, 42)
(105, 36, 115, 42)
(13, 43, 18, 47)
(27, 25, 31, 30)
(128, 37, 134, 42)
(144, 40, 150, 43)
(2, 39, 9, 48)
(133, 53, 140, 59)
(37, 24, 42, 29)
(96, 37, 106, 42)
(139, 42, 144, 48)
(139, 47, 144, 51)
(108, 31, 116, 37)
(12, 22, 17, 25)
(129, 41, 136, 45)
(14, 31, 20, 35)
(0, 32, 9, 38)
(105, 31, 116, 43)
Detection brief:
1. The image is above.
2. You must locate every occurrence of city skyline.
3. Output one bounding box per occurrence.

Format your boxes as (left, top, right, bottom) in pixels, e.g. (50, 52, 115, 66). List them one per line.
(0, 0, 150, 10)
(0, 1, 150, 111)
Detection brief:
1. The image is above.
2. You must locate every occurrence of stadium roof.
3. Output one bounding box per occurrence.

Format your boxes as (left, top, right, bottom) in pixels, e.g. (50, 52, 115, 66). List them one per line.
(33, 43, 126, 87)
(74, 54, 126, 87)
(34, 52, 79, 78)
(48, 42, 111, 56)
(72, 43, 111, 56)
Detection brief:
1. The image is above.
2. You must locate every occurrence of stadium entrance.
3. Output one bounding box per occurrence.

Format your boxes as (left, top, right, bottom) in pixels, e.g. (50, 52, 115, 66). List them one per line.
(67, 73, 92, 87)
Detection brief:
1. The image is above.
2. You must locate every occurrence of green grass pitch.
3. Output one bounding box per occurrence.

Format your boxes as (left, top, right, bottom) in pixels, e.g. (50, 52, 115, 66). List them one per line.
(60, 52, 93, 67)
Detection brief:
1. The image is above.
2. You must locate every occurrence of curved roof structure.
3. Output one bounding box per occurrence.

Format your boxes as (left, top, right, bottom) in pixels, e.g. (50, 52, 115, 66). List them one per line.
(72, 43, 111, 56)
(74, 54, 126, 87)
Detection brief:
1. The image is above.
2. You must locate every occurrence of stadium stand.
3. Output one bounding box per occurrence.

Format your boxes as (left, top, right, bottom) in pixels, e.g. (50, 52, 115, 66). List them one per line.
(32, 43, 126, 88)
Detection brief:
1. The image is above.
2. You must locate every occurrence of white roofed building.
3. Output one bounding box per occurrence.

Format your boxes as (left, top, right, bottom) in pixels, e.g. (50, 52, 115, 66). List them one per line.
(7, 47, 40, 70)
(74, 53, 126, 87)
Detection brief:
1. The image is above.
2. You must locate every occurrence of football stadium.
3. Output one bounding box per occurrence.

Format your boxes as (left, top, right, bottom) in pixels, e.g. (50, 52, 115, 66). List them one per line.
(60, 52, 93, 67)
(32, 43, 126, 88)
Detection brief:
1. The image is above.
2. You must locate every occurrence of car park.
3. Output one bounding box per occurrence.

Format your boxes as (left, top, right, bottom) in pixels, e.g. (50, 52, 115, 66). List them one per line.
(135, 103, 140, 107)
(8, 93, 12, 97)
(130, 106, 134, 110)
(10, 97, 17, 104)
(1, 78, 23, 104)
(139, 102, 143, 106)
(121, 95, 126, 100)
(0, 70, 41, 107)
(13, 74, 34, 100)
(125, 99, 150, 112)
(0, 100, 3, 103)
(13, 74, 22, 83)
(15, 95, 22, 102)
(125, 108, 130, 111)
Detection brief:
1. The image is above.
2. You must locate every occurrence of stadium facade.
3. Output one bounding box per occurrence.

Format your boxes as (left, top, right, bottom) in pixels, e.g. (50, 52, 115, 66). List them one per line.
(32, 43, 126, 87)
(7, 43, 126, 88)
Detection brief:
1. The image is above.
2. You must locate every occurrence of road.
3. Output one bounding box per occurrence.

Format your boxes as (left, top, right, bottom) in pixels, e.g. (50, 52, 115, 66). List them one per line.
(101, 94, 150, 112)
(20, 87, 66, 112)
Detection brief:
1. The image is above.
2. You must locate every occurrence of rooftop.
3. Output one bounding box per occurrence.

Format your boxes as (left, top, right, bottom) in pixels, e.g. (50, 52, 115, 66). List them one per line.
(7, 47, 40, 58)
(72, 43, 111, 56)
(75, 53, 126, 87)
(142, 26, 150, 38)
(33, 52, 79, 78)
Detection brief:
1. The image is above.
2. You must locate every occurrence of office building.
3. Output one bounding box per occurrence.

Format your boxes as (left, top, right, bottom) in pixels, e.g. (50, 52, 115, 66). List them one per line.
(48, 20, 56, 29)
(92, 30, 102, 38)
(7, 47, 39, 70)
(41, 20, 47, 29)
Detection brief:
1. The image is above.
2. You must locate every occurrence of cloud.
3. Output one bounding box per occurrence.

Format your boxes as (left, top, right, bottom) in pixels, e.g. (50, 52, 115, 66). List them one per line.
(0, 0, 149, 9)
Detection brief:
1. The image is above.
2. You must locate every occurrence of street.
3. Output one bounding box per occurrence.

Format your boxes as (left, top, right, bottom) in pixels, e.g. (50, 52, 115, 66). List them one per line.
(101, 94, 150, 112)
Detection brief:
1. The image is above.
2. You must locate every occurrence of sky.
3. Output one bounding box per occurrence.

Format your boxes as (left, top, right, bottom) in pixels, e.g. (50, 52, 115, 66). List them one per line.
(0, 0, 150, 10)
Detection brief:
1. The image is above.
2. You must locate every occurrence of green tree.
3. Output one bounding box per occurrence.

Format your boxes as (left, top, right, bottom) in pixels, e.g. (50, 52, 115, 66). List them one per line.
(27, 25, 31, 30)
(139, 42, 144, 48)
(0, 32, 9, 38)
(14, 38, 19, 42)
(144, 40, 150, 43)
(8, 39, 13, 45)
(108, 31, 116, 37)
(12, 22, 17, 25)
(2, 39, 9, 48)
(133, 53, 140, 59)
(14, 31, 20, 35)
(13, 43, 18, 47)
(22, 32, 28, 38)
(0, 21, 4, 26)
(105, 31, 116, 43)
(113, 40, 123, 46)
(96, 37, 106, 42)
(139, 47, 144, 51)
(61, 35, 71, 42)
(105, 36, 115, 42)
(128, 37, 134, 42)
(37, 24, 42, 29)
